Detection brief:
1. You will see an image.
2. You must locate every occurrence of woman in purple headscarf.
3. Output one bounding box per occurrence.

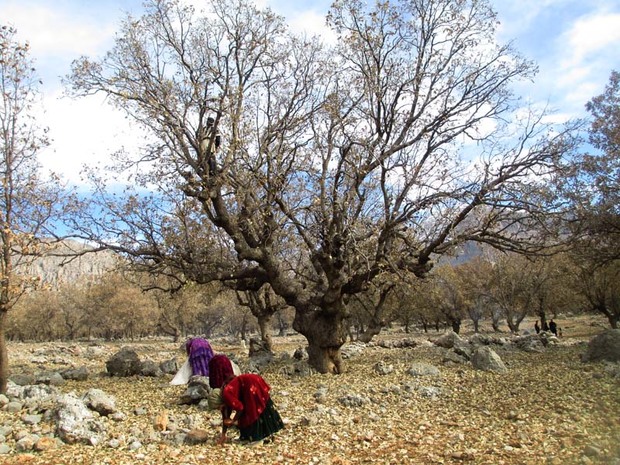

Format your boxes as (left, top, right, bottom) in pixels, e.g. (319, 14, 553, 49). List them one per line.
(185, 337, 215, 377)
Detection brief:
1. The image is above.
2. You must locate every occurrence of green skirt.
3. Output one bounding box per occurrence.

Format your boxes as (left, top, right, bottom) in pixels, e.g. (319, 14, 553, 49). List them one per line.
(239, 398, 284, 442)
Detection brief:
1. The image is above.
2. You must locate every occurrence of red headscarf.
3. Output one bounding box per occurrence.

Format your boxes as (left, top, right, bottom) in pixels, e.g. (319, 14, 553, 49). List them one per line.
(208, 354, 235, 389)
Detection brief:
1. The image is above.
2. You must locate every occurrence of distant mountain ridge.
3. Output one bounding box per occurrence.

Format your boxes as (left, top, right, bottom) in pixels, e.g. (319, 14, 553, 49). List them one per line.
(21, 239, 482, 290)
(24, 240, 118, 289)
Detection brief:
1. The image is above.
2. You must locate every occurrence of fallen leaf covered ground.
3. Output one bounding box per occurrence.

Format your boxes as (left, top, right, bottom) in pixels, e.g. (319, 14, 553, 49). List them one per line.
(1, 316, 619, 465)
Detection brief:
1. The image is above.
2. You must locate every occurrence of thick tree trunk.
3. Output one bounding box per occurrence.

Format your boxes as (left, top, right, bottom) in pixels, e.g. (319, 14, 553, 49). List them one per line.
(594, 304, 619, 329)
(506, 311, 526, 333)
(156, 318, 181, 342)
(506, 319, 518, 333)
(358, 319, 384, 343)
(0, 311, 8, 394)
(449, 317, 461, 334)
(293, 308, 348, 374)
(257, 314, 273, 352)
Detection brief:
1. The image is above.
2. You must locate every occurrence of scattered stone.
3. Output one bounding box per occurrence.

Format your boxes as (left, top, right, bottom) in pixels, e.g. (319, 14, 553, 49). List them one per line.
(417, 386, 441, 399)
(154, 410, 169, 431)
(338, 394, 368, 408)
(0, 323, 614, 463)
(16, 435, 38, 452)
(341, 342, 366, 359)
(61, 366, 90, 381)
(34, 437, 60, 451)
(185, 428, 209, 444)
(9, 374, 35, 386)
(314, 386, 329, 404)
(407, 362, 440, 377)
(54, 393, 105, 445)
(134, 406, 148, 416)
(583, 444, 602, 457)
(373, 361, 394, 375)
(513, 335, 545, 352)
(108, 438, 122, 448)
(109, 412, 127, 422)
(377, 339, 418, 349)
(128, 440, 142, 450)
(6, 401, 23, 413)
(21, 414, 42, 425)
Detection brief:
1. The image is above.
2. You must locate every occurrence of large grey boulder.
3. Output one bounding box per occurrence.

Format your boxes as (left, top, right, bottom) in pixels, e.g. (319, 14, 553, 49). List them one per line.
(179, 376, 211, 405)
(432, 331, 464, 349)
(82, 388, 117, 416)
(54, 393, 106, 445)
(513, 334, 546, 352)
(34, 371, 65, 386)
(582, 329, 620, 363)
(140, 359, 163, 377)
(443, 348, 469, 365)
(106, 347, 142, 377)
(160, 358, 179, 375)
(10, 373, 36, 386)
(471, 346, 508, 372)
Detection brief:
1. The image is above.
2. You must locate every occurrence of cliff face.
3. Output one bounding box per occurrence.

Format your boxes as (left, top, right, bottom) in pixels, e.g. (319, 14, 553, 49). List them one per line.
(21, 240, 118, 289)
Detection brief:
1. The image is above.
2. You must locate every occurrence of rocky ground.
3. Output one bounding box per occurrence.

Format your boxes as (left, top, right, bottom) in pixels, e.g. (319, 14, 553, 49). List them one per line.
(0, 315, 619, 465)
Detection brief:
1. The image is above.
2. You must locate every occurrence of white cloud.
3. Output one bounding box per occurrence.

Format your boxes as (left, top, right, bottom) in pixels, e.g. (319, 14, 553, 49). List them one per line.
(491, 0, 619, 119)
(6, 5, 113, 57)
(1, 0, 141, 184)
(2, 2, 123, 61)
(287, 9, 335, 42)
(39, 92, 141, 184)
(494, 0, 567, 38)
(554, 11, 620, 111)
(560, 12, 620, 69)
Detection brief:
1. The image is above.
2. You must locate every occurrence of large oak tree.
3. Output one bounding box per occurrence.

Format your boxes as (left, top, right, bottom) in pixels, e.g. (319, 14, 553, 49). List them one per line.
(66, 0, 578, 373)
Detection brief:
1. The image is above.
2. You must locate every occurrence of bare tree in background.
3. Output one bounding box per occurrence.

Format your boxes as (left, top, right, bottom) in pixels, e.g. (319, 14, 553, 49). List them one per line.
(236, 286, 288, 353)
(0, 25, 69, 393)
(554, 70, 620, 328)
(66, 0, 579, 373)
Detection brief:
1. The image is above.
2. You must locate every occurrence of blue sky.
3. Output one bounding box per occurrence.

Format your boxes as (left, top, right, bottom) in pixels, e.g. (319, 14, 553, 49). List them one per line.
(1, 0, 619, 184)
